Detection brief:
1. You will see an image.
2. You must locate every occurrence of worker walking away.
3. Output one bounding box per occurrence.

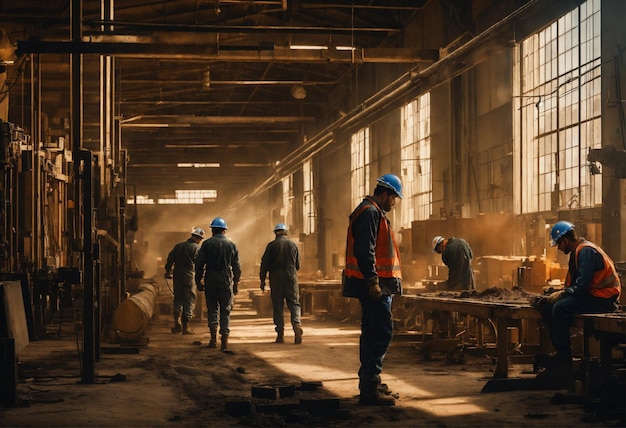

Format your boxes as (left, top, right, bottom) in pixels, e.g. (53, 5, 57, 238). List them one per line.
(431, 235, 475, 291)
(164, 228, 205, 334)
(343, 174, 403, 406)
(533, 220, 620, 368)
(260, 223, 303, 344)
(195, 217, 241, 351)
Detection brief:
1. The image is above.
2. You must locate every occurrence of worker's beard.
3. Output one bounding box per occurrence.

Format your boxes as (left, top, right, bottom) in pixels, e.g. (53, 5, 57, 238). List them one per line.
(380, 195, 394, 212)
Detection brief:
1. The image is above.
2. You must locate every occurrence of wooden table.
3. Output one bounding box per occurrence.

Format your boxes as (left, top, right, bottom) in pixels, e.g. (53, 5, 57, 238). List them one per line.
(576, 312, 626, 394)
(298, 280, 341, 315)
(402, 294, 543, 378)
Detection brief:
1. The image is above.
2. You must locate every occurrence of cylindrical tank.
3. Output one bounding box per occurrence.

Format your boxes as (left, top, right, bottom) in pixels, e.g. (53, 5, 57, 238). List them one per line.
(109, 282, 158, 341)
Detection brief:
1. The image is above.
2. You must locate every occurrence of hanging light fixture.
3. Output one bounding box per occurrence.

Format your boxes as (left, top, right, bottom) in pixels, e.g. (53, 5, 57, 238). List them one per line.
(202, 66, 211, 91)
(290, 83, 306, 100)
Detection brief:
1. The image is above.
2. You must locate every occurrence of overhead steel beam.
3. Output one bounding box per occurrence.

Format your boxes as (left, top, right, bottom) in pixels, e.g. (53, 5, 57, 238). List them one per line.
(125, 149, 289, 158)
(300, 0, 428, 10)
(119, 114, 314, 127)
(120, 127, 299, 136)
(126, 139, 290, 147)
(84, 20, 400, 34)
(119, 79, 335, 85)
(17, 39, 439, 63)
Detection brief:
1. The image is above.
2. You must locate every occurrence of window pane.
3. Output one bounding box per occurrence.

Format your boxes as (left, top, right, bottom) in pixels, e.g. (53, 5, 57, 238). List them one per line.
(515, 0, 601, 213)
(401, 92, 431, 227)
(351, 128, 370, 208)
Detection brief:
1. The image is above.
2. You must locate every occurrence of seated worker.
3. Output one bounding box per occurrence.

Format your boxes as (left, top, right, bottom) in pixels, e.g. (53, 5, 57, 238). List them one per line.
(431, 235, 475, 291)
(534, 220, 621, 367)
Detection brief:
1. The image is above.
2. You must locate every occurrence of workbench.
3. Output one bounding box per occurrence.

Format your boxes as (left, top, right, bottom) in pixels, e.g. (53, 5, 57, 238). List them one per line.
(575, 312, 626, 396)
(247, 280, 342, 318)
(298, 280, 341, 315)
(401, 294, 543, 378)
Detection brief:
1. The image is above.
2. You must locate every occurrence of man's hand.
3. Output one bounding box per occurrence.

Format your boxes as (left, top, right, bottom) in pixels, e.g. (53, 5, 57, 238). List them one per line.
(233, 283, 239, 295)
(164, 272, 173, 280)
(260, 281, 266, 292)
(367, 276, 382, 300)
(546, 289, 566, 304)
(529, 295, 546, 308)
(196, 281, 204, 292)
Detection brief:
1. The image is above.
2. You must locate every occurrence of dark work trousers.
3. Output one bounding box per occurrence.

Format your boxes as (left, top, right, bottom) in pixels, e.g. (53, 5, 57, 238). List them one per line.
(549, 293, 618, 355)
(358, 294, 393, 391)
(270, 282, 301, 332)
(173, 276, 196, 323)
(205, 287, 234, 336)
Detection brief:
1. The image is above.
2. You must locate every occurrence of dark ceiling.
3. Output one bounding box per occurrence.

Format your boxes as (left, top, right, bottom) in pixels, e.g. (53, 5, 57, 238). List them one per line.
(1, 0, 442, 205)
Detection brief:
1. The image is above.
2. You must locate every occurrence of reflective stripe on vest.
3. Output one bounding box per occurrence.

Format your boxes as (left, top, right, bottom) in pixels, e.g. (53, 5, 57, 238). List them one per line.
(344, 197, 401, 279)
(565, 241, 621, 299)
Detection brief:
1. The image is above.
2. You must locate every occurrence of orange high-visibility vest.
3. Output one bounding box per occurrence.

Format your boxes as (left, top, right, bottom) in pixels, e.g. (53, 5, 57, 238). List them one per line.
(565, 241, 621, 299)
(345, 197, 401, 280)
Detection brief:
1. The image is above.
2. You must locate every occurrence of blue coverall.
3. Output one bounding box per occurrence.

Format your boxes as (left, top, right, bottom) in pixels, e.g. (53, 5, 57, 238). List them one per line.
(165, 238, 200, 324)
(260, 234, 301, 332)
(195, 233, 241, 336)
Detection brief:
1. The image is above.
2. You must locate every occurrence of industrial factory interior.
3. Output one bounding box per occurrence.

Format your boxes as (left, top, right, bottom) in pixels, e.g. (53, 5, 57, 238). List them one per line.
(0, 0, 625, 426)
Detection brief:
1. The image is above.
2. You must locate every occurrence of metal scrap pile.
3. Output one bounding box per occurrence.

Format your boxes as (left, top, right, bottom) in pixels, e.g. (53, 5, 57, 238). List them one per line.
(432, 286, 542, 303)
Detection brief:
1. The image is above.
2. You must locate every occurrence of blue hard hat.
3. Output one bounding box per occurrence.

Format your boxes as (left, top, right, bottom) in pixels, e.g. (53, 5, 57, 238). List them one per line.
(377, 174, 403, 199)
(274, 223, 287, 232)
(210, 217, 228, 230)
(550, 220, 574, 246)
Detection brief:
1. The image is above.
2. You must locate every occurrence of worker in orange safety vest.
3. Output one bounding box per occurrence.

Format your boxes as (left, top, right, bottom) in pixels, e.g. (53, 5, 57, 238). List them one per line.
(535, 220, 620, 368)
(343, 174, 403, 406)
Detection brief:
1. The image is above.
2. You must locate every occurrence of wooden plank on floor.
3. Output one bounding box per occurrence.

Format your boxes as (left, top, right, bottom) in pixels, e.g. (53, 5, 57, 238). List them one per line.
(0, 281, 30, 354)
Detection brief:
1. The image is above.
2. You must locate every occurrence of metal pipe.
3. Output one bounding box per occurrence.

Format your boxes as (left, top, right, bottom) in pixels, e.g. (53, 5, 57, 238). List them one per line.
(109, 281, 157, 341)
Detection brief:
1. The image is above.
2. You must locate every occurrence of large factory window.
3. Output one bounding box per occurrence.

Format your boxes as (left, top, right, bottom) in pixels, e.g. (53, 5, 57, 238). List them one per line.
(128, 195, 155, 205)
(515, 0, 601, 214)
(350, 127, 371, 208)
(400, 92, 431, 228)
(128, 190, 217, 204)
(281, 174, 294, 229)
(302, 159, 316, 235)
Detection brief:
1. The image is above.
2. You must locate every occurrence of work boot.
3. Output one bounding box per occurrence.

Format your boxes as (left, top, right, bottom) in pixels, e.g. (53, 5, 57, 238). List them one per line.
(171, 317, 182, 334)
(208, 328, 218, 348)
(221, 334, 229, 351)
(182, 320, 195, 335)
(536, 364, 574, 389)
(378, 383, 399, 398)
(294, 325, 303, 345)
(275, 330, 284, 343)
(359, 388, 396, 406)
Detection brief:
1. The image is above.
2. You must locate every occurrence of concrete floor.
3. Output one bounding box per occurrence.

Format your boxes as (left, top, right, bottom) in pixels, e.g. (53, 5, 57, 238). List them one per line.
(0, 284, 616, 427)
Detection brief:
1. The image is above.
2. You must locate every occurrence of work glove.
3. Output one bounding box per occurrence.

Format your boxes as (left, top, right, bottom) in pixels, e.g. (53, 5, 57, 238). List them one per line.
(233, 283, 239, 295)
(367, 276, 382, 300)
(546, 289, 566, 304)
(529, 295, 546, 308)
(260, 281, 266, 292)
(164, 272, 173, 280)
(196, 281, 204, 292)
